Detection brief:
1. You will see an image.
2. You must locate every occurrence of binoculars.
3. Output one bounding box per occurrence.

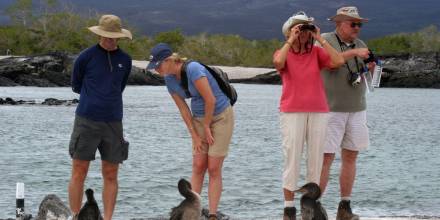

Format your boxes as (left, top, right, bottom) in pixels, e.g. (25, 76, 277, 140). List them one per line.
(299, 24, 316, 32)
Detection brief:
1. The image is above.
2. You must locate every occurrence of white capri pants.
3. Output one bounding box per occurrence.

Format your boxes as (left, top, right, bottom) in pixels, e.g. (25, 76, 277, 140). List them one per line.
(280, 112, 328, 191)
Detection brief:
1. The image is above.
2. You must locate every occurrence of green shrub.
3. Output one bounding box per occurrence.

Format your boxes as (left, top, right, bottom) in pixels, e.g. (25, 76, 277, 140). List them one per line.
(368, 25, 440, 55)
(1, 0, 439, 66)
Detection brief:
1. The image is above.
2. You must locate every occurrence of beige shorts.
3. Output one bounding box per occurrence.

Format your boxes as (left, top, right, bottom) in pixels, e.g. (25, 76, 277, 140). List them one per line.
(192, 106, 234, 157)
(324, 111, 369, 153)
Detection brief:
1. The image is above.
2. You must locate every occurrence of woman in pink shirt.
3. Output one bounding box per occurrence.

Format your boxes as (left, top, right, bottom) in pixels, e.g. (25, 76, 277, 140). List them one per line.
(273, 11, 344, 219)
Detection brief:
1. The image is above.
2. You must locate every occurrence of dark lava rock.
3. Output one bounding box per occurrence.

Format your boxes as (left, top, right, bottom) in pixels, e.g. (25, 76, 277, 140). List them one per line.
(380, 52, 440, 88)
(0, 53, 165, 87)
(231, 70, 280, 85)
(0, 97, 78, 106)
(232, 52, 440, 88)
(127, 66, 164, 85)
(0, 53, 71, 87)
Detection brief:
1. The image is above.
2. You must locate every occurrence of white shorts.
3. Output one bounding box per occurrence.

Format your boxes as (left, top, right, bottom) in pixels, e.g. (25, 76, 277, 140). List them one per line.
(324, 111, 369, 153)
(280, 112, 328, 191)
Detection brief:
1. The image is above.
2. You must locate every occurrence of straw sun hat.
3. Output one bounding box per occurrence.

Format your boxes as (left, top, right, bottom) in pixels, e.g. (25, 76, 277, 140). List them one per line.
(282, 11, 314, 37)
(328, 6, 369, 22)
(88, 14, 132, 40)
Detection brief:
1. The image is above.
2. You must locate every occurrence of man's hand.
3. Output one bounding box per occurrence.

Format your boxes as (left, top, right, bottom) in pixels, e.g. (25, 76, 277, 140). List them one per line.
(352, 48, 370, 59)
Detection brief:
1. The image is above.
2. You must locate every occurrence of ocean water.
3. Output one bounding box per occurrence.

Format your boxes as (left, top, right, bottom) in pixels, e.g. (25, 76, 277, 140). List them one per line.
(0, 85, 439, 219)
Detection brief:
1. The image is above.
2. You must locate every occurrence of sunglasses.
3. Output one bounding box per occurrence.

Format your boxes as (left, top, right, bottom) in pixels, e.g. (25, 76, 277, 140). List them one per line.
(350, 22, 363, 28)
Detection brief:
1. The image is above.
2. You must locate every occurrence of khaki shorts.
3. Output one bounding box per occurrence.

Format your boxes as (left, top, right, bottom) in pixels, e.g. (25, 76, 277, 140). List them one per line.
(192, 106, 234, 157)
(324, 111, 369, 153)
(69, 115, 129, 164)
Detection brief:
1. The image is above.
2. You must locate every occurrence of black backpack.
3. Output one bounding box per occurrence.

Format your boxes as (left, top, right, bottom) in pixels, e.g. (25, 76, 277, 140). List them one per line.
(181, 60, 237, 106)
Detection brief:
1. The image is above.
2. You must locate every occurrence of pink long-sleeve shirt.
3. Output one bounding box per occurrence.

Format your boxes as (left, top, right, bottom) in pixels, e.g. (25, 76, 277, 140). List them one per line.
(274, 46, 331, 113)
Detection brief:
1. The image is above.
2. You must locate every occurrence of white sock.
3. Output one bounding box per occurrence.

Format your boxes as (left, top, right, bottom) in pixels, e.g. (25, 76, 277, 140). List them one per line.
(284, 200, 294, 207)
(341, 196, 351, 201)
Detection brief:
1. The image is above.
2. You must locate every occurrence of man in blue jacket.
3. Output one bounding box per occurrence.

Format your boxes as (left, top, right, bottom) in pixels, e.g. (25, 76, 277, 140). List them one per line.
(68, 14, 132, 220)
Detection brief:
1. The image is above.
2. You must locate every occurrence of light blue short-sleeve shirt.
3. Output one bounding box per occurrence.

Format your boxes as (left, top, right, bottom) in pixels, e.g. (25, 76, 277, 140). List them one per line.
(164, 61, 230, 117)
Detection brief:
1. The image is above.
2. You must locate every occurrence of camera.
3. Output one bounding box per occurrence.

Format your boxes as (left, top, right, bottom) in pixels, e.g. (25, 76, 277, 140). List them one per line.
(299, 24, 316, 32)
(348, 72, 362, 86)
(363, 49, 376, 63)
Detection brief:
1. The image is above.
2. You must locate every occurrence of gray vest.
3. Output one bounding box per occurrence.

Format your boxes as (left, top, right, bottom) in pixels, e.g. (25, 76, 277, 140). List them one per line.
(320, 32, 367, 112)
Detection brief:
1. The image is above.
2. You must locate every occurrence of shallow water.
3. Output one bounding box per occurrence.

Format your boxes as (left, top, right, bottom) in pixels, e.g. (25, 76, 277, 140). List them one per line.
(0, 85, 439, 219)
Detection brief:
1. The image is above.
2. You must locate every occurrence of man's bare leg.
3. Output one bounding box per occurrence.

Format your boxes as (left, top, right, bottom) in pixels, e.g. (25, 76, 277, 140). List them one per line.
(102, 160, 119, 220)
(68, 159, 90, 215)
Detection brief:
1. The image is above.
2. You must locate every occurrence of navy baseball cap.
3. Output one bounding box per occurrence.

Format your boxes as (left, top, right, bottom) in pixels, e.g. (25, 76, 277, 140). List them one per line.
(146, 43, 173, 70)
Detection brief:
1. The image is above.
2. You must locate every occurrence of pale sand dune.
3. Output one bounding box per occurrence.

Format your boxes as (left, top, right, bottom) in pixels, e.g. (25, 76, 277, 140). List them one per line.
(133, 60, 275, 79)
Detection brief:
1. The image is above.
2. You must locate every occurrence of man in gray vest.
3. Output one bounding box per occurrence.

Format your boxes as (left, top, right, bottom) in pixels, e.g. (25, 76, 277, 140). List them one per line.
(319, 6, 375, 220)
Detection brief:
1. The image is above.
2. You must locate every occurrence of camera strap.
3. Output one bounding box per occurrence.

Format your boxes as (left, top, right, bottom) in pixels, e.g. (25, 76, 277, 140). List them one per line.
(334, 33, 362, 75)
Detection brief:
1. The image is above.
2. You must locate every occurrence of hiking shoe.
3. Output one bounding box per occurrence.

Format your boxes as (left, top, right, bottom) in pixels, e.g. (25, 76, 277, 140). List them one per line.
(283, 207, 296, 220)
(336, 200, 359, 220)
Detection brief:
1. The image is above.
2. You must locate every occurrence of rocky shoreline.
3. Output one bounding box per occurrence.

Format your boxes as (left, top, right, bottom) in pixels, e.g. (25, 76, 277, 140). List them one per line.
(0, 52, 439, 88)
(232, 52, 440, 88)
(0, 53, 164, 87)
(0, 97, 78, 105)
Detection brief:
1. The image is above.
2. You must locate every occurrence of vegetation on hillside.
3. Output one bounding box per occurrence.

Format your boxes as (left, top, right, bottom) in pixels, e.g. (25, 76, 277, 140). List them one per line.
(1, 0, 439, 67)
(368, 25, 440, 55)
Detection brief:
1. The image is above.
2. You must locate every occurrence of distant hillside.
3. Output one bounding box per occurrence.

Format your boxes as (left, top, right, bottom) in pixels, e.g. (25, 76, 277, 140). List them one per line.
(1, 0, 439, 40)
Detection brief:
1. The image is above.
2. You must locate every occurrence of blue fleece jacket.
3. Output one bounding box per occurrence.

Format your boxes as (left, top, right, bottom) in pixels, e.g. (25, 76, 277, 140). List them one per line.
(71, 44, 132, 121)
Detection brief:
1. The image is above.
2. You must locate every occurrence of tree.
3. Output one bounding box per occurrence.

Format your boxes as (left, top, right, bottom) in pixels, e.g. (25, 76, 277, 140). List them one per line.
(153, 29, 184, 50)
(37, 0, 59, 34)
(5, 0, 33, 27)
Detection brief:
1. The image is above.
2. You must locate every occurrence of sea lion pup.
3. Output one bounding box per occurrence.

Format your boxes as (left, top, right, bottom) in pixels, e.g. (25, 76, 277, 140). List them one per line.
(77, 188, 103, 220)
(294, 182, 327, 220)
(170, 178, 202, 220)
